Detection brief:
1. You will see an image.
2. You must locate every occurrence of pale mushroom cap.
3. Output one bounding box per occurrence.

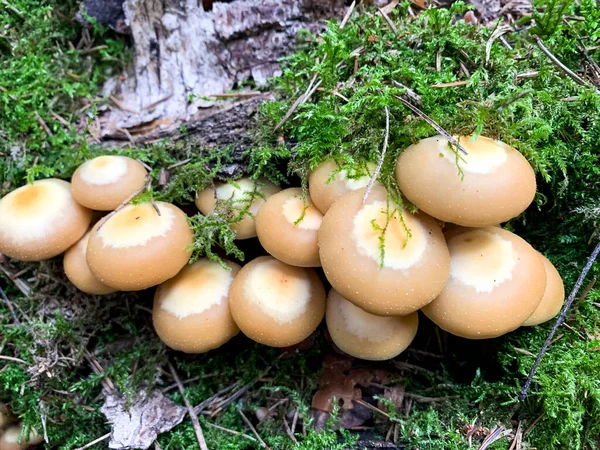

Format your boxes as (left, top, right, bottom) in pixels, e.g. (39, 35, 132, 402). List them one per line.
(63, 232, 117, 295)
(255, 188, 323, 267)
(395, 135, 537, 227)
(87, 202, 194, 291)
(195, 177, 281, 239)
(326, 289, 419, 361)
(0, 179, 93, 261)
(522, 253, 565, 326)
(229, 256, 326, 347)
(318, 186, 450, 316)
(71, 155, 148, 211)
(421, 226, 546, 339)
(309, 160, 381, 214)
(153, 259, 241, 353)
(0, 424, 42, 450)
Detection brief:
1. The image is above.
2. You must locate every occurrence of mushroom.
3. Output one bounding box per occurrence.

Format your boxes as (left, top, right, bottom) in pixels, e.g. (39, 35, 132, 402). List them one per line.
(255, 188, 323, 267)
(195, 177, 281, 239)
(71, 155, 148, 211)
(318, 186, 450, 316)
(228, 256, 326, 347)
(153, 258, 241, 353)
(63, 231, 117, 295)
(0, 179, 92, 261)
(421, 226, 546, 339)
(522, 252, 565, 326)
(308, 160, 381, 214)
(0, 424, 42, 450)
(326, 289, 419, 361)
(87, 201, 194, 291)
(395, 135, 536, 227)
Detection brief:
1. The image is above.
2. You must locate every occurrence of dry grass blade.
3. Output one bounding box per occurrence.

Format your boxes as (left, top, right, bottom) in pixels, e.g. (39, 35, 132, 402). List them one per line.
(238, 408, 271, 449)
(340, 0, 356, 29)
(508, 421, 523, 450)
(363, 106, 390, 203)
(378, 7, 398, 35)
(478, 426, 511, 450)
(168, 362, 209, 450)
(206, 422, 257, 442)
(486, 25, 512, 64)
(74, 433, 111, 450)
(274, 70, 323, 131)
(393, 95, 468, 155)
(532, 35, 591, 88)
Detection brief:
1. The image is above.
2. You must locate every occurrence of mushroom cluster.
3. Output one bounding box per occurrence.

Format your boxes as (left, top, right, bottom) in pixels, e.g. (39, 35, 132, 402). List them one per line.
(0, 135, 565, 361)
(0, 404, 42, 450)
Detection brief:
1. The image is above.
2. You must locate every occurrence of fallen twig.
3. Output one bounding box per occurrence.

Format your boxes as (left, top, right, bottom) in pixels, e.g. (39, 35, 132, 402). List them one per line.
(238, 408, 270, 449)
(206, 422, 257, 442)
(393, 95, 468, 155)
(363, 106, 390, 203)
(340, 1, 356, 29)
(532, 35, 590, 88)
(34, 112, 53, 137)
(478, 426, 511, 450)
(95, 176, 152, 232)
(519, 239, 600, 400)
(508, 421, 523, 450)
(0, 355, 28, 365)
(403, 393, 459, 403)
(378, 6, 398, 35)
(168, 362, 209, 450)
(74, 433, 110, 450)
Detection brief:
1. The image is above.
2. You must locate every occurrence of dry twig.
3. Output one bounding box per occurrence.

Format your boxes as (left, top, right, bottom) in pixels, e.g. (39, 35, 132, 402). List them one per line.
(238, 408, 270, 449)
(363, 106, 390, 203)
(74, 433, 110, 450)
(340, 1, 356, 29)
(168, 362, 209, 450)
(532, 35, 591, 88)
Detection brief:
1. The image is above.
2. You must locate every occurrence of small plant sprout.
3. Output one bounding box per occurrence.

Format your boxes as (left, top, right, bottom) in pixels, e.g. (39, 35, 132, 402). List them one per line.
(195, 177, 281, 240)
(318, 186, 450, 316)
(326, 289, 419, 361)
(153, 259, 241, 353)
(422, 226, 547, 339)
(71, 155, 148, 211)
(522, 252, 566, 326)
(228, 256, 326, 347)
(395, 135, 537, 227)
(0, 179, 92, 261)
(87, 202, 194, 291)
(256, 188, 323, 267)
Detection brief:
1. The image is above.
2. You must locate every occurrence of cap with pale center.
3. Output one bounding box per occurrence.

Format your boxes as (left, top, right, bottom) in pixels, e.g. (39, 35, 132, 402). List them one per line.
(421, 226, 546, 339)
(153, 259, 241, 353)
(87, 201, 194, 291)
(0, 179, 93, 261)
(309, 160, 381, 214)
(255, 188, 323, 267)
(326, 289, 419, 361)
(395, 135, 536, 227)
(0, 423, 42, 450)
(318, 186, 450, 316)
(71, 155, 148, 211)
(63, 231, 117, 295)
(228, 256, 326, 347)
(195, 177, 281, 240)
(522, 252, 565, 326)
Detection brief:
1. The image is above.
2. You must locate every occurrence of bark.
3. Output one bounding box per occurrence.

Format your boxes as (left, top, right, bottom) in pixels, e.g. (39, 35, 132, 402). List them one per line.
(97, 0, 346, 142)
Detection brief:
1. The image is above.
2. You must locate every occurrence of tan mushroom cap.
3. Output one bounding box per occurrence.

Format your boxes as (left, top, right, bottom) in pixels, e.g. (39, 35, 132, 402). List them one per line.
(153, 259, 241, 353)
(0, 179, 92, 261)
(195, 177, 281, 240)
(0, 424, 43, 450)
(522, 252, 565, 326)
(87, 201, 193, 291)
(256, 188, 323, 267)
(63, 232, 117, 295)
(71, 155, 148, 211)
(395, 135, 536, 227)
(309, 160, 381, 214)
(421, 226, 546, 339)
(318, 186, 450, 316)
(326, 289, 419, 361)
(229, 256, 326, 347)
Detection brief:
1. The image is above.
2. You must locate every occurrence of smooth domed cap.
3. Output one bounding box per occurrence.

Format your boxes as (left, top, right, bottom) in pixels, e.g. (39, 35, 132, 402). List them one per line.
(195, 177, 281, 240)
(422, 226, 546, 339)
(87, 201, 193, 291)
(522, 252, 565, 326)
(63, 232, 117, 295)
(71, 155, 148, 211)
(395, 135, 536, 227)
(0, 424, 43, 450)
(309, 161, 381, 214)
(153, 259, 241, 353)
(0, 179, 93, 261)
(326, 289, 419, 361)
(229, 256, 326, 347)
(255, 188, 322, 267)
(318, 186, 450, 316)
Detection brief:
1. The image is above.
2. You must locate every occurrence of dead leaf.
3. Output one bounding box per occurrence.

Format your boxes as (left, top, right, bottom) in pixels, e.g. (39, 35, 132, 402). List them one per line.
(101, 389, 186, 449)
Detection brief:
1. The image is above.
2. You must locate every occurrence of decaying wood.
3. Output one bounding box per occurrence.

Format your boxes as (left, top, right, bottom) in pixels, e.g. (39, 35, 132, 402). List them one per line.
(95, 0, 346, 141)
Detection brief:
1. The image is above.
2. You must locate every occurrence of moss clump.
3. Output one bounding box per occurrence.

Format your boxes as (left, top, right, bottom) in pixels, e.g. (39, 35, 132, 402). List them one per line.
(1, 0, 600, 449)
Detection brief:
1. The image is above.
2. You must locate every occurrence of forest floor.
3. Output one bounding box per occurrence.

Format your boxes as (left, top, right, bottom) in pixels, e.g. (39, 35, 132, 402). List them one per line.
(1, 0, 600, 449)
